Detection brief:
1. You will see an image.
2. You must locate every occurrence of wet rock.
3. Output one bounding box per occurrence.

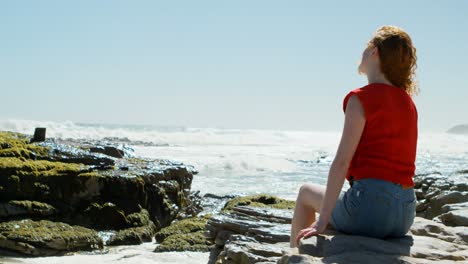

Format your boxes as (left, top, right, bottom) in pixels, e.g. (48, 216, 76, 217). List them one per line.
(37, 140, 115, 168)
(197, 193, 236, 217)
(89, 145, 125, 158)
(0, 219, 103, 256)
(0, 131, 198, 254)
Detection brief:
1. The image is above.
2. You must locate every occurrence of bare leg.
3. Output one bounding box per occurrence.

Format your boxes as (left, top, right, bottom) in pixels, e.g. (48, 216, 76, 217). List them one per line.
(290, 183, 326, 248)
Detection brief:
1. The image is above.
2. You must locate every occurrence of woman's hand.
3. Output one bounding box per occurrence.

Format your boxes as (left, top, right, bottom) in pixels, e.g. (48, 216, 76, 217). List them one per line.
(295, 218, 329, 245)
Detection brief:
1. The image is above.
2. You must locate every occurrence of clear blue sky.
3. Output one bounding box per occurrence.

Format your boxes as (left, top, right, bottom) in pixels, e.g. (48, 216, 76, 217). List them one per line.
(1, 1, 467, 132)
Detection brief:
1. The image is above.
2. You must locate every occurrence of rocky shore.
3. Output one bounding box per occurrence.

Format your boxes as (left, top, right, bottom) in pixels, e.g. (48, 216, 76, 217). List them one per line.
(194, 172, 467, 263)
(0, 131, 197, 256)
(1, 130, 467, 263)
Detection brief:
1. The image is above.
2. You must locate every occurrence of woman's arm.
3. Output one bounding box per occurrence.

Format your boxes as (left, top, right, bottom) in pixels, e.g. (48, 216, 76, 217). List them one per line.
(320, 94, 366, 222)
(295, 94, 366, 243)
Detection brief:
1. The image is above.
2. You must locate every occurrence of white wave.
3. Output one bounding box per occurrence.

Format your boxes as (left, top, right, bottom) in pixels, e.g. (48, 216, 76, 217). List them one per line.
(0, 118, 341, 147)
(2, 118, 467, 199)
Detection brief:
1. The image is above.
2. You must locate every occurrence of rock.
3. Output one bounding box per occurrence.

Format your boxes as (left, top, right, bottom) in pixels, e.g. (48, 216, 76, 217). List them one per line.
(231, 206, 293, 224)
(413, 173, 468, 221)
(205, 195, 295, 264)
(278, 254, 319, 264)
(299, 232, 468, 262)
(155, 216, 209, 242)
(107, 222, 157, 246)
(427, 191, 468, 219)
(89, 145, 125, 158)
(437, 209, 468, 226)
(0, 200, 57, 218)
(81, 202, 128, 230)
(0, 219, 103, 256)
(154, 230, 212, 252)
(279, 252, 464, 264)
(0, 130, 198, 254)
(409, 217, 468, 245)
(104, 209, 157, 246)
(214, 235, 286, 264)
(154, 216, 213, 252)
(37, 140, 116, 169)
(222, 194, 295, 213)
(0, 132, 50, 159)
(206, 211, 290, 244)
(197, 193, 236, 217)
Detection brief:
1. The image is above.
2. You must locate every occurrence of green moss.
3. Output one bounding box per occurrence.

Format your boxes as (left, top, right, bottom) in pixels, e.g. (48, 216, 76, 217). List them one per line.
(222, 194, 296, 212)
(126, 209, 151, 227)
(108, 222, 157, 246)
(7, 200, 57, 215)
(34, 182, 50, 191)
(9, 175, 20, 183)
(0, 219, 103, 251)
(0, 131, 49, 159)
(0, 157, 85, 177)
(9, 200, 54, 210)
(155, 216, 209, 242)
(154, 230, 212, 252)
(77, 171, 101, 177)
(153, 215, 213, 252)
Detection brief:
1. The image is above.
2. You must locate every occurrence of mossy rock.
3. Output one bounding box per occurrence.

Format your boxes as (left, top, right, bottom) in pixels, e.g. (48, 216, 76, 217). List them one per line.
(222, 194, 295, 212)
(0, 219, 103, 256)
(126, 209, 152, 227)
(82, 202, 128, 230)
(0, 200, 57, 218)
(0, 157, 86, 177)
(0, 131, 49, 159)
(107, 221, 157, 246)
(153, 215, 213, 252)
(154, 230, 212, 252)
(155, 215, 210, 242)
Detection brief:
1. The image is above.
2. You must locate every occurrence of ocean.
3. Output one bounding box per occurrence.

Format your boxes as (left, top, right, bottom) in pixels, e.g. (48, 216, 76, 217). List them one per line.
(1, 119, 468, 263)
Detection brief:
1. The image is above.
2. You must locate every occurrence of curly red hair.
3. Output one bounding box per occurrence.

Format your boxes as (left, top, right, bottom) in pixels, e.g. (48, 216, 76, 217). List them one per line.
(369, 26, 419, 96)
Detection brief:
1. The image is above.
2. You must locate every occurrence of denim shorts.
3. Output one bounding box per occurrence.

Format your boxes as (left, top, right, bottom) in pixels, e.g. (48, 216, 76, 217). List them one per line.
(330, 178, 416, 238)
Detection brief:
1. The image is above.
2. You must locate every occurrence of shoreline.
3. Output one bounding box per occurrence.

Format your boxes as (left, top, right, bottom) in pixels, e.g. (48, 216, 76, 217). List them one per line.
(0, 240, 210, 264)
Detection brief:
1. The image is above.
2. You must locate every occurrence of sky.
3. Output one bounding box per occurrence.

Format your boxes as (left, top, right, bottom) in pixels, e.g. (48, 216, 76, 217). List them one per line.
(1, 0, 467, 132)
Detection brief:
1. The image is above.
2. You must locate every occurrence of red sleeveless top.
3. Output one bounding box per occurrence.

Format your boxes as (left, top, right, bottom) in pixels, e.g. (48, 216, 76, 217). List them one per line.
(343, 83, 418, 186)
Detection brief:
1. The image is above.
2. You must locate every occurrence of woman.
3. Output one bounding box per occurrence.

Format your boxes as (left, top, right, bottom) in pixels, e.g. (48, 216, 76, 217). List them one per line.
(290, 25, 419, 248)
